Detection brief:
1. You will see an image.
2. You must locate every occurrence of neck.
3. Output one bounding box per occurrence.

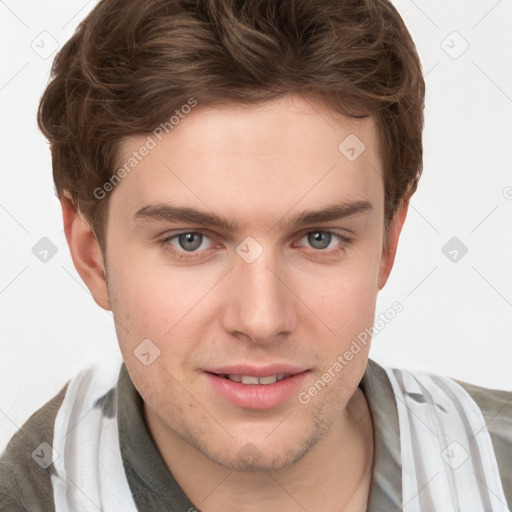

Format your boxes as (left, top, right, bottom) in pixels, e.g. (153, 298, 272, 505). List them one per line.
(146, 388, 374, 512)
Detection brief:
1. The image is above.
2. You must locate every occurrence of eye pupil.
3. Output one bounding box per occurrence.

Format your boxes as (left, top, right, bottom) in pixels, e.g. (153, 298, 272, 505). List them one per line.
(308, 231, 331, 249)
(178, 233, 202, 251)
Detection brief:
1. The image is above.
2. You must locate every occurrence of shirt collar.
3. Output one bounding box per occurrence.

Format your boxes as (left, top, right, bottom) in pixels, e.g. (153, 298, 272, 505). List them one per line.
(359, 358, 402, 509)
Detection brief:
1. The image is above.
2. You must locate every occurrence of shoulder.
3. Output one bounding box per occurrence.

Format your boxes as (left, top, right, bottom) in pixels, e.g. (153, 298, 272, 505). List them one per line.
(0, 382, 68, 512)
(382, 364, 512, 508)
(0, 358, 126, 512)
(454, 378, 512, 502)
(454, 377, 512, 431)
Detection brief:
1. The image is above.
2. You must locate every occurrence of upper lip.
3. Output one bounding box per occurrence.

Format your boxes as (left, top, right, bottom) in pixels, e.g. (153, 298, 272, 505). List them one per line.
(205, 364, 308, 377)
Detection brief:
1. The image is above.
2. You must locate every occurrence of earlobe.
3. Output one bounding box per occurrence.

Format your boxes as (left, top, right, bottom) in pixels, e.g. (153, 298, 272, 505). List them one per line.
(60, 193, 111, 311)
(377, 200, 409, 290)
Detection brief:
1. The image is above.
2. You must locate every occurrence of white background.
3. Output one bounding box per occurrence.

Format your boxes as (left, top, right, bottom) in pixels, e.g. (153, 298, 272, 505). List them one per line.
(1, 0, 511, 451)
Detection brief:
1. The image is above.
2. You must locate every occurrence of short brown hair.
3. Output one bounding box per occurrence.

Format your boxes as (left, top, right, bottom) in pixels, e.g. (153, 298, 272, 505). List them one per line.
(38, 0, 425, 251)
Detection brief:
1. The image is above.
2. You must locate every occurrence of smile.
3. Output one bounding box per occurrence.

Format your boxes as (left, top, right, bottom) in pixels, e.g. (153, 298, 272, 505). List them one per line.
(218, 374, 291, 385)
(205, 368, 309, 409)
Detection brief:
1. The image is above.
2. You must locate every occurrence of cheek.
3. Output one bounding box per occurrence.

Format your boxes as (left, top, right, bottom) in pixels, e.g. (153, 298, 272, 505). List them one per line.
(111, 246, 201, 328)
(108, 253, 218, 370)
(297, 246, 381, 337)
(307, 284, 376, 359)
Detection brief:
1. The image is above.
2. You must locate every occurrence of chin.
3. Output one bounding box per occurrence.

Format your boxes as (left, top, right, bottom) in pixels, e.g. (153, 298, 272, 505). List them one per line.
(195, 427, 323, 473)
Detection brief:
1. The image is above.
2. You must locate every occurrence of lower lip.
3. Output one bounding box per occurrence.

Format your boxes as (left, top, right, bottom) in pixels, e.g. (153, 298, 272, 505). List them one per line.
(205, 372, 309, 410)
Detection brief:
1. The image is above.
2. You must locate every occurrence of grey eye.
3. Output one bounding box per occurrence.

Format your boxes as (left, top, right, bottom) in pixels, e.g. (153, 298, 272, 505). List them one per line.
(307, 231, 332, 250)
(178, 233, 203, 251)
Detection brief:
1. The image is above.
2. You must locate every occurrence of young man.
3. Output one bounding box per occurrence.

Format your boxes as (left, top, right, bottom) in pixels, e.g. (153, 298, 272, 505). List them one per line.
(1, 0, 510, 511)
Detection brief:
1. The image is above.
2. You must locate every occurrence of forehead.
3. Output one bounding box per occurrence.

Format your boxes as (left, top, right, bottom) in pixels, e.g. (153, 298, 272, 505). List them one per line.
(111, 94, 383, 222)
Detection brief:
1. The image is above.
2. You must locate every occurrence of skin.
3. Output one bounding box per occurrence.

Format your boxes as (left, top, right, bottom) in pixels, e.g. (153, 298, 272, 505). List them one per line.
(62, 94, 408, 511)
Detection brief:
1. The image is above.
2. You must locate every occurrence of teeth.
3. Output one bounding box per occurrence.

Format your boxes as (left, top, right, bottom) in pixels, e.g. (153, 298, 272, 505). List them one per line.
(226, 374, 290, 385)
(241, 376, 259, 385)
(259, 375, 277, 385)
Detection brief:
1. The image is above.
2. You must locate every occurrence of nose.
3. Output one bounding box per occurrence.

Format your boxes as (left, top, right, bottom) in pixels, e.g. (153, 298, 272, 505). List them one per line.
(220, 247, 297, 345)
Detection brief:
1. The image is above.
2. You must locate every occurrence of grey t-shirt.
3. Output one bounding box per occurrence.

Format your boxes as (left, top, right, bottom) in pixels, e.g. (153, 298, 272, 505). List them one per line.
(1, 359, 511, 511)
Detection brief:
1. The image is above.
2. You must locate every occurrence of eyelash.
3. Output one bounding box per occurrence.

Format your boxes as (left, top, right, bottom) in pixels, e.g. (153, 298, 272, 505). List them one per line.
(157, 230, 353, 261)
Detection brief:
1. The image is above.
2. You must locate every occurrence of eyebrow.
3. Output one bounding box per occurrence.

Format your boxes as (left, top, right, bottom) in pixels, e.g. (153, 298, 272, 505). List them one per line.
(133, 199, 373, 232)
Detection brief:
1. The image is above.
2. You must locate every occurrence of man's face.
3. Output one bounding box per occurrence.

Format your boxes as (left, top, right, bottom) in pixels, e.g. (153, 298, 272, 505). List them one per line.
(104, 94, 389, 471)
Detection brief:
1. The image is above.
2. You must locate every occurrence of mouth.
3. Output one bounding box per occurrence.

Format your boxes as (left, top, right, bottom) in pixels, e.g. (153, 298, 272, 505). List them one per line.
(204, 366, 309, 409)
(209, 373, 292, 385)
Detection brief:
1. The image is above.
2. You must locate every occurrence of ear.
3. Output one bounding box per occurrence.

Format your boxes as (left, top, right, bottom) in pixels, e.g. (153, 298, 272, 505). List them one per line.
(60, 193, 111, 310)
(377, 200, 409, 290)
